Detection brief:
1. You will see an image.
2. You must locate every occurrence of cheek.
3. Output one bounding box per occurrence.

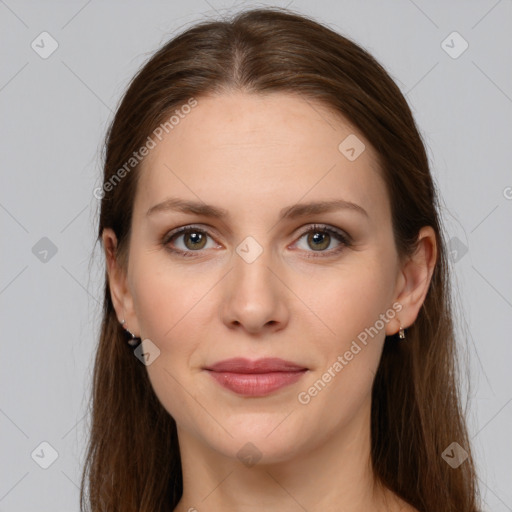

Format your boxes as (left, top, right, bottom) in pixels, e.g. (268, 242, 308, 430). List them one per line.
(128, 258, 213, 426)
(299, 258, 396, 348)
(295, 310, 387, 438)
(293, 257, 396, 413)
(129, 253, 216, 345)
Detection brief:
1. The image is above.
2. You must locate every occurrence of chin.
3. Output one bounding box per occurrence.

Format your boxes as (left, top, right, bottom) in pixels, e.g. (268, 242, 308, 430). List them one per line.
(198, 415, 316, 466)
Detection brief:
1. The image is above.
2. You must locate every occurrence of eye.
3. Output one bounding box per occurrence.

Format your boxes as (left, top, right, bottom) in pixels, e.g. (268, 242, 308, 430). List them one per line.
(162, 225, 218, 256)
(293, 224, 350, 257)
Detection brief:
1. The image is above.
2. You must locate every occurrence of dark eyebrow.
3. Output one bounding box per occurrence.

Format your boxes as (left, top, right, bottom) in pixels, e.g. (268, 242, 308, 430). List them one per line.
(146, 198, 229, 219)
(146, 197, 368, 220)
(280, 199, 368, 220)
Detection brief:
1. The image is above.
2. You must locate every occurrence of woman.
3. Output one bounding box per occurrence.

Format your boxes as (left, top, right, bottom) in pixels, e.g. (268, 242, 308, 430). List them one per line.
(81, 7, 481, 512)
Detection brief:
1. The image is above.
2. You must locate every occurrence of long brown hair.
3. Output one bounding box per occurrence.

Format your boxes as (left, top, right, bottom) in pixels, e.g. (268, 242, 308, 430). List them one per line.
(81, 7, 481, 511)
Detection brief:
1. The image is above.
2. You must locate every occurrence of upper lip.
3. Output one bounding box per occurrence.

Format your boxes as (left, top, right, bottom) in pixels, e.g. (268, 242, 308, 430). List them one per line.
(204, 357, 307, 373)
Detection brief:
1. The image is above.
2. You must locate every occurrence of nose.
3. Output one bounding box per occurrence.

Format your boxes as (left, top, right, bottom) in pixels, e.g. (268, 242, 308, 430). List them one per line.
(220, 244, 290, 336)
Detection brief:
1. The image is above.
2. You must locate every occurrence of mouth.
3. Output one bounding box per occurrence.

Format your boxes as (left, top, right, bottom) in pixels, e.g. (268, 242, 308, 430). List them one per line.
(203, 357, 308, 397)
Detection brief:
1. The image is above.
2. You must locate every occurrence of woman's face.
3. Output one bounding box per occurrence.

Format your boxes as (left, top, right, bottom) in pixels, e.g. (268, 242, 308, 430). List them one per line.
(113, 91, 407, 463)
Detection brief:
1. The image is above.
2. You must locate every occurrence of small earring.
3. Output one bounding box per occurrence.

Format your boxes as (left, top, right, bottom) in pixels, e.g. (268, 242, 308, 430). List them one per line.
(398, 325, 406, 340)
(120, 320, 141, 347)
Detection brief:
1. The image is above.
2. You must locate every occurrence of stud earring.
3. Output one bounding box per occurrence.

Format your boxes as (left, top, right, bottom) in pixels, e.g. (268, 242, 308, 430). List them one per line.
(398, 325, 406, 340)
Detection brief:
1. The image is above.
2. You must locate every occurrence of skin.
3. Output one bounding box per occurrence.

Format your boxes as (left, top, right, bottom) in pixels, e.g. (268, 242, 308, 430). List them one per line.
(103, 91, 436, 512)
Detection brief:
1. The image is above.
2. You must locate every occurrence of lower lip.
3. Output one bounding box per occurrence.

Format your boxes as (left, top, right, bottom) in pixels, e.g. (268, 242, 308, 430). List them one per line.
(206, 370, 307, 396)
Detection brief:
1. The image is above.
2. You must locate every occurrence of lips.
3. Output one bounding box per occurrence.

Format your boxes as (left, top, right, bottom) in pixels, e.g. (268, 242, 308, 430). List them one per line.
(205, 357, 307, 373)
(203, 357, 308, 397)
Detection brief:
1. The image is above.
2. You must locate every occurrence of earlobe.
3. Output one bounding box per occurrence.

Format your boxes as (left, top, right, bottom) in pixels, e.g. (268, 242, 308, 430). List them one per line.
(102, 228, 138, 332)
(392, 226, 437, 332)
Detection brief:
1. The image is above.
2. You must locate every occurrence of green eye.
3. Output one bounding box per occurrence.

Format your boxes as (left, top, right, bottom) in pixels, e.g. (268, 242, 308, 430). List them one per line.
(294, 224, 350, 257)
(162, 226, 215, 257)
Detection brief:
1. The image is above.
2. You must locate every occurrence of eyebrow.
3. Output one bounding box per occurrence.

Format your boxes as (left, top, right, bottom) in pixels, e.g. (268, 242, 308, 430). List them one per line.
(146, 197, 368, 220)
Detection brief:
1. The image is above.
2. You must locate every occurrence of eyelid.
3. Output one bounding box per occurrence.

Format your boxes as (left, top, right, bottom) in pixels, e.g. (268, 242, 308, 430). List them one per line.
(293, 223, 351, 244)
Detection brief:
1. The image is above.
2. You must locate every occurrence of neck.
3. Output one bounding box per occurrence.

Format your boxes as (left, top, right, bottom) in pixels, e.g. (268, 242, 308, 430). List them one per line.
(173, 400, 405, 512)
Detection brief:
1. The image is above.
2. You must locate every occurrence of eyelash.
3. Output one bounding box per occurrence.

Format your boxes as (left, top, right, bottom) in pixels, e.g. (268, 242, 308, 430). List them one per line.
(162, 224, 351, 259)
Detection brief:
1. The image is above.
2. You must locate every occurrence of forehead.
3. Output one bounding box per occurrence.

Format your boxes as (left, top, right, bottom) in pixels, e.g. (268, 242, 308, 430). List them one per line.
(136, 92, 389, 223)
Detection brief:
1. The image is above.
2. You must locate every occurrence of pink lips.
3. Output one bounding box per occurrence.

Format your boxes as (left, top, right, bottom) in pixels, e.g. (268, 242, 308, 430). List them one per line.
(204, 357, 308, 397)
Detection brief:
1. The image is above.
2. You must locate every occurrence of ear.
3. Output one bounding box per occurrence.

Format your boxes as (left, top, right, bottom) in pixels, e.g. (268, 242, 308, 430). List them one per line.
(385, 226, 437, 335)
(102, 228, 140, 335)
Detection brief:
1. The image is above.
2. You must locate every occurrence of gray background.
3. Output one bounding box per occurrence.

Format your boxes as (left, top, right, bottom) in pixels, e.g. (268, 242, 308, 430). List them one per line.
(1, 0, 511, 510)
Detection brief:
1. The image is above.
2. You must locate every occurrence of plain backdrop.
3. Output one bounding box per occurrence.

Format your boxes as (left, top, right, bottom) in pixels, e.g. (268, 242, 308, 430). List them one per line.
(1, 0, 511, 510)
